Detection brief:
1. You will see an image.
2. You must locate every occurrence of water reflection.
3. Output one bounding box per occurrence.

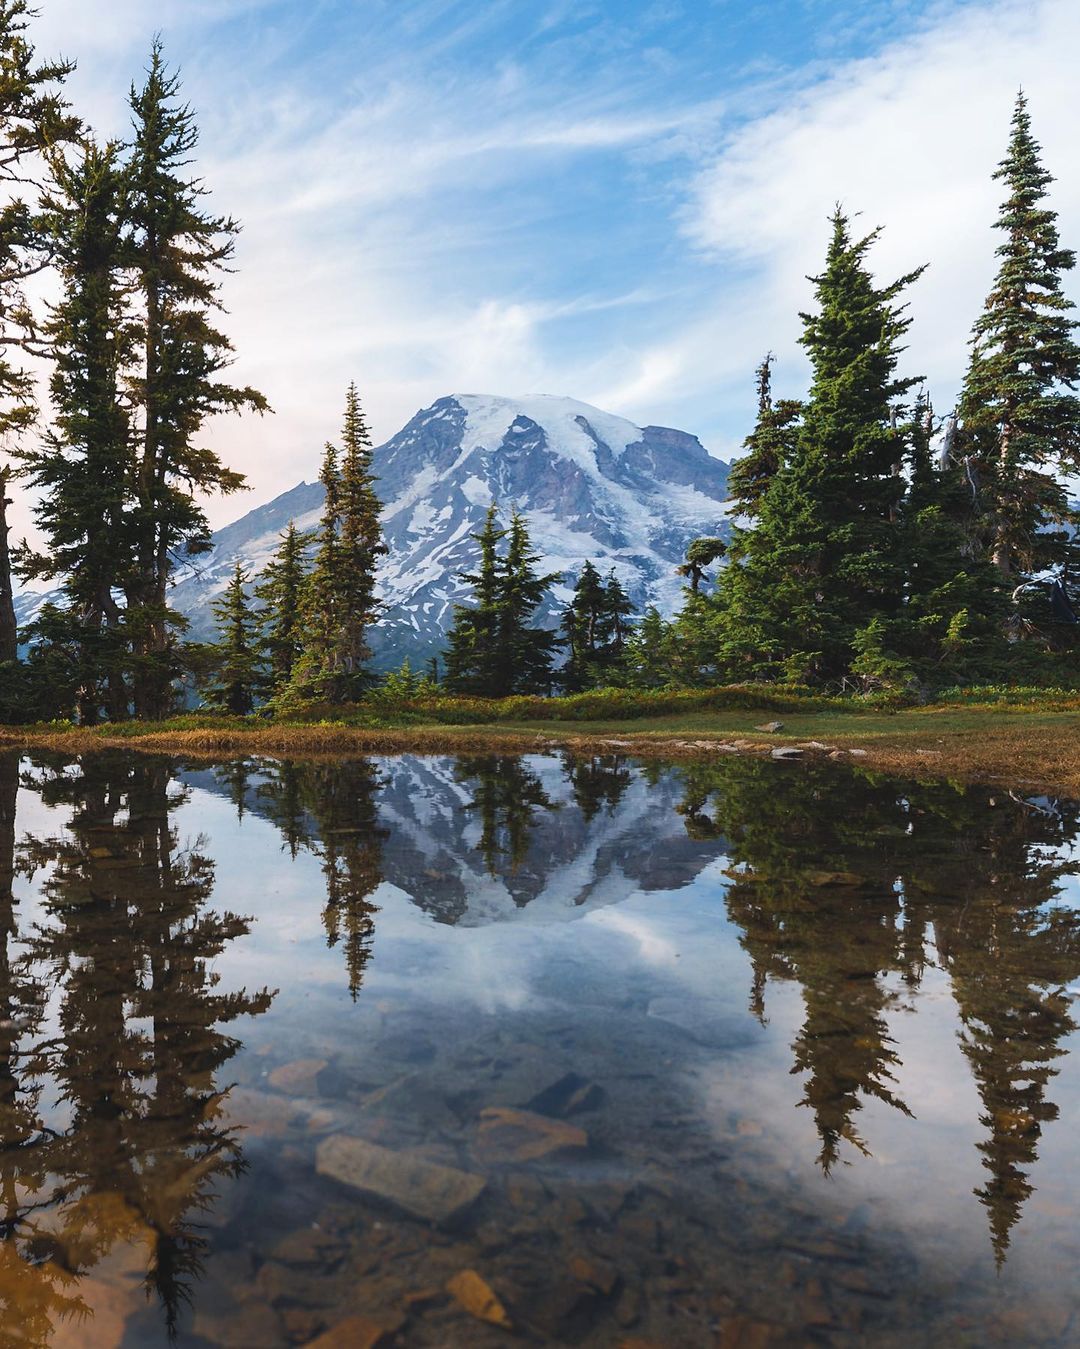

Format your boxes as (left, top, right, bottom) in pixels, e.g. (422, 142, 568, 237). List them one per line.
(0, 748, 1078, 1343)
(683, 757, 1080, 1260)
(3, 754, 273, 1340)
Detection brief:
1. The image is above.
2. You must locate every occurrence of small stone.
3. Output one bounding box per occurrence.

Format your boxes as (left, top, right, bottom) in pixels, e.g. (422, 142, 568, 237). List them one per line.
(568, 1254, 619, 1296)
(755, 721, 784, 732)
(196, 1302, 288, 1348)
(302, 1313, 402, 1348)
(771, 746, 803, 760)
(402, 1287, 447, 1310)
(848, 748, 869, 757)
(475, 1107, 588, 1163)
(316, 1134, 486, 1224)
(269, 1058, 328, 1095)
(445, 1269, 513, 1329)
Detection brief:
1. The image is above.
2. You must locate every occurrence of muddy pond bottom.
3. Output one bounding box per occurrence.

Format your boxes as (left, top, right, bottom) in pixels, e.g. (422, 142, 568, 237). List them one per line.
(1, 749, 1079, 1347)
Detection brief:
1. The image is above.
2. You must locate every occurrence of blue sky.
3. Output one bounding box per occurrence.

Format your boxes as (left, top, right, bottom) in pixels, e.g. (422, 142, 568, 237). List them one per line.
(12, 0, 1080, 534)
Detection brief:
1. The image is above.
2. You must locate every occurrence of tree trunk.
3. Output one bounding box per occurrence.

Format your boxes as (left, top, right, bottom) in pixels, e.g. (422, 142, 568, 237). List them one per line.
(0, 468, 16, 665)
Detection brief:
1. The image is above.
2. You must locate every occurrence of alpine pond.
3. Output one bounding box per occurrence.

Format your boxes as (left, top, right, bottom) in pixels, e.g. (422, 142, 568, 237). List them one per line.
(0, 749, 1078, 1346)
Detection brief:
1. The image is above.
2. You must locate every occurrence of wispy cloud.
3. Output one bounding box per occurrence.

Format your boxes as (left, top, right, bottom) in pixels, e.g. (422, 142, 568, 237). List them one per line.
(7, 0, 1080, 546)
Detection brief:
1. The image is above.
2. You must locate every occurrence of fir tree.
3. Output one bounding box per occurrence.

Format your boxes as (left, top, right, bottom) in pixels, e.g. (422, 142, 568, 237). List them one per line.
(496, 509, 560, 695)
(959, 93, 1080, 583)
(725, 354, 801, 518)
(124, 43, 267, 719)
(444, 505, 505, 696)
(561, 560, 608, 691)
(335, 382, 386, 685)
(202, 563, 263, 715)
(16, 139, 132, 722)
(444, 505, 559, 696)
(713, 210, 925, 682)
(561, 562, 636, 689)
(254, 524, 308, 695)
(288, 386, 385, 704)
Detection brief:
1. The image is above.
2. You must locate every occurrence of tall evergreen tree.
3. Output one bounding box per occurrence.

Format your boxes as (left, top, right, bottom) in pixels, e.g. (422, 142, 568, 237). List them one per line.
(335, 381, 386, 684)
(287, 385, 385, 704)
(202, 563, 263, 715)
(15, 139, 132, 722)
(255, 523, 308, 695)
(124, 43, 267, 719)
(0, 4, 78, 695)
(712, 210, 925, 682)
(959, 93, 1080, 584)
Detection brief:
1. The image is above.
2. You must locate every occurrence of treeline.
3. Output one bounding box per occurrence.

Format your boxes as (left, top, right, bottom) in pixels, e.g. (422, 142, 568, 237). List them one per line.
(673, 92, 1080, 693)
(193, 89, 1080, 708)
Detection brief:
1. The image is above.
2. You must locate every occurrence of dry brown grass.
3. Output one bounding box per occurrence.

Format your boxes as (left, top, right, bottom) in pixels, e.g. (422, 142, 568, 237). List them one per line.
(2, 708, 1078, 792)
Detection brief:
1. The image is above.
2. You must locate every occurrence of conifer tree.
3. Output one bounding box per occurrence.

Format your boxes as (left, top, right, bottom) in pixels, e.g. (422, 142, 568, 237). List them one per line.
(16, 139, 132, 721)
(444, 505, 505, 696)
(561, 561, 636, 689)
(0, 5, 77, 695)
(959, 93, 1080, 584)
(604, 570, 634, 658)
(203, 563, 263, 715)
(496, 509, 560, 695)
(288, 385, 385, 704)
(445, 505, 558, 696)
(725, 354, 801, 518)
(561, 559, 607, 691)
(622, 605, 672, 688)
(124, 43, 267, 718)
(713, 210, 925, 682)
(335, 382, 386, 683)
(254, 524, 308, 695)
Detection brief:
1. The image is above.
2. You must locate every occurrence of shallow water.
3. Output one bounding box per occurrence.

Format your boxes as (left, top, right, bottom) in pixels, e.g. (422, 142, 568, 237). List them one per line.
(1, 748, 1079, 1346)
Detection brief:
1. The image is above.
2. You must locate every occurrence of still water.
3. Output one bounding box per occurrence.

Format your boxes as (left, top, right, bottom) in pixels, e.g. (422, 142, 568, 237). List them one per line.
(0, 749, 1078, 1347)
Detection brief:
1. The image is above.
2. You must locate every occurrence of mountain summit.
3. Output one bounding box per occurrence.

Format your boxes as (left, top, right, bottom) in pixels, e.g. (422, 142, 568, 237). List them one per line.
(165, 393, 732, 665)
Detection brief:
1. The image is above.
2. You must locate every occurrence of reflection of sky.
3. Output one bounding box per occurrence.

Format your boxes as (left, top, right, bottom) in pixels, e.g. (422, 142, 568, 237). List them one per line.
(12, 757, 1080, 1313)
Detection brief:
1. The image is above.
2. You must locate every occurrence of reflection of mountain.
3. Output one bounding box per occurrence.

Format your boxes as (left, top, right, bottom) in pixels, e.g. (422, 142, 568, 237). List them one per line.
(185, 753, 731, 929)
(678, 756, 1080, 1259)
(3, 752, 273, 1342)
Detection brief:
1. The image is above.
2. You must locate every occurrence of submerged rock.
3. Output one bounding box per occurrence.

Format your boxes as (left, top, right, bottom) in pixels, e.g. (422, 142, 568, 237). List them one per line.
(445, 1269, 513, 1328)
(315, 1134, 486, 1224)
(475, 1107, 589, 1163)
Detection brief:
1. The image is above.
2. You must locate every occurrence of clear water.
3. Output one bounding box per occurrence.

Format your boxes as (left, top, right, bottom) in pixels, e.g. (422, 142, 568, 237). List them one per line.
(1, 748, 1079, 1347)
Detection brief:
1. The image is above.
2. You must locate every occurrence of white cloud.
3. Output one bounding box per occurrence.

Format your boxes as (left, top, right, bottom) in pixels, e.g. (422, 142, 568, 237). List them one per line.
(6, 0, 1080, 552)
(676, 0, 1080, 423)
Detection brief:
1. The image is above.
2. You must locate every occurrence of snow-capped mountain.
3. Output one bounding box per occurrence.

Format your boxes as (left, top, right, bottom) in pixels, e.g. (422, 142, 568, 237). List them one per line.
(17, 393, 732, 667)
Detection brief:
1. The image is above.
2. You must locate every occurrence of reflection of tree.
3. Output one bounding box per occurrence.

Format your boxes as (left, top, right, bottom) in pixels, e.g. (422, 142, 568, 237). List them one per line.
(919, 794, 1080, 1265)
(0, 752, 84, 1345)
(698, 759, 914, 1172)
(11, 752, 273, 1340)
(682, 758, 1080, 1256)
(454, 756, 558, 881)
(257, 758, 386, 999)
(562, 753, 632, 823)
